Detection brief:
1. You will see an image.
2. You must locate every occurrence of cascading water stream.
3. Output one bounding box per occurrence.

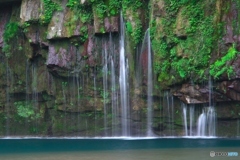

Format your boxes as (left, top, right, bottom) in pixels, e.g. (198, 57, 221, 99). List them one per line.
(189, 105, 194, 136)
(119, 13, 129, 136)
(197, 107, 216, 137)
(182, 103, 188, 136)
(5, 60, 10, 136)
(181, 77, 216, 137)
(31, 62, 38, 114)
(207, 107, 216, 136)
(237, 119, 240, 137)
(76, 74, 81, 134)
(25, 60, 30, 102)
(182, 104, 216, 137)
(102, 42, 108, 136)
(165, 91, 174, 136)
(111, 56, 117, 136)
(25, 60, 30, 133)
(109, 32, 117, 136)
(138, 28, 154, 136)
(196, 77, 216, 137)
(197, 111, 206, 136)
(146, 28, 153, 136)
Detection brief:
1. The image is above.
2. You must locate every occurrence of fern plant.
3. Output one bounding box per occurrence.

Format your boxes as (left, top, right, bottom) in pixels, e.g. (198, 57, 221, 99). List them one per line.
(210, 44, 239, 79)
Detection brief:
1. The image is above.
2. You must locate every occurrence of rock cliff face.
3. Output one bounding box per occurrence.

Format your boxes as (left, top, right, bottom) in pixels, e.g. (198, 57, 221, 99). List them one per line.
(0, 0, 239, 137)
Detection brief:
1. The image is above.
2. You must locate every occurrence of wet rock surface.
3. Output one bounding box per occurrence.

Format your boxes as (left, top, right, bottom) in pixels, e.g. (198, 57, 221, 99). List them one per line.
(0, 6, 11, 47)
(0, 0, 239, 137)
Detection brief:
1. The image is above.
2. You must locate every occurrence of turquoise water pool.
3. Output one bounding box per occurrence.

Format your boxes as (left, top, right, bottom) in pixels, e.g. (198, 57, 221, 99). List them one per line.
(0, 138, 239, 160)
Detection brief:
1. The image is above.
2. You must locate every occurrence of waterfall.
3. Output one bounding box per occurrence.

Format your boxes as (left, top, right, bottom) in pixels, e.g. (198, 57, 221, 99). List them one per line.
(119, 13, 129, 136)
(237, 119, 240, 137)
(197, 107, 216, 137)
(207, 76, 216, 137)
(61, 78, 67, 135)
(5, 60, 10, 136)
(189, 105, 195, 136)
(25, 60, 30, 133)
(111, 56, 117, 136)
(197, 112, 206, 136)
(76, 74, 80, 134)
(25, 60, 30, 101)
(196, 77, 216, 137)
(146, 28, 153, 136)
(165, 91, 174, 136)
(102, 42, 108, 136)
(138, 28, 154, 136)
(93, 21, 129, 136)
(182, 103, 188, 136)
(182, 104, 216, 137)
(181, 77, 216, 137)
(207, 107, 216, 136)
(31, 62, 38, 114)
(93, 71, 97, 136)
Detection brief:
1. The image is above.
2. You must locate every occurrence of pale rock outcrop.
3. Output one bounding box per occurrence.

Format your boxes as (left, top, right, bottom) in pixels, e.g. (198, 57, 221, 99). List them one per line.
(20, 0, 43, 22)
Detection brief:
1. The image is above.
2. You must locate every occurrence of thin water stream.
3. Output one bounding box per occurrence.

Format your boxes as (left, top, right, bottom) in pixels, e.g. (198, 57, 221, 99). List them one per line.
(119, 13, 129, 136)
(146, 28, 153, 136)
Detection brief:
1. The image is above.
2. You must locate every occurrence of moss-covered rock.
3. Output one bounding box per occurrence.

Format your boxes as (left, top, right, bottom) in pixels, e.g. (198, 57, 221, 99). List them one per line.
(47, 0, 85, 39)
(1, 0, 240, 137)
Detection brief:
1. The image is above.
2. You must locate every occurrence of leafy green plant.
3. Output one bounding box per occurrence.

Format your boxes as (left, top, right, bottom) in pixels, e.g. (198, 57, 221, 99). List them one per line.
(122, 0, 143, 47)
(66, 0, 92, 33)
(210, 44, 239, 79)
(2, 22, 19, 58)
(100, 90, 110, 103)
(66, 0, 79, 9)
(22, 22, 30, 32)
(122, 0, 142, 12)
(151, 0, 218, 84)
(40, 0, 62, 24)
(18, 45, 23, 51)
(14, 102, 34, 119)
(108, 0, 121, 16)
(62, 81, 68, 88)
(95, 2, 107, 19)
(126, 22, 133, 33)
(131, 19, 142, 45)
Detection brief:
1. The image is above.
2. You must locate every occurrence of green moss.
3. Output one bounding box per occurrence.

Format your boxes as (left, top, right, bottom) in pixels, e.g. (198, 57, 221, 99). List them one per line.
(2, 22, 19, 58)
(151, 0, 219, 86)
(67, 0, 122, 22)
(40, 0, 62, 25)
(108, 0, 122, 16)
(94, 2, 107, 19)
(122, 0, 142, 12)
(66, 2, 92, 23)
(210, 44, 239, 79)
(14, 101, 35, 118)
(66, 0, 144, 45)
(123, 0, 144, 47)
(66, 0, 79, 9)
(66, 0, 92, 40)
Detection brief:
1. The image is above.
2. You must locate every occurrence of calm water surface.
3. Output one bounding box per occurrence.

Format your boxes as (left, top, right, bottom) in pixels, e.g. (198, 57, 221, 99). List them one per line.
(0, 138, 239, 160)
